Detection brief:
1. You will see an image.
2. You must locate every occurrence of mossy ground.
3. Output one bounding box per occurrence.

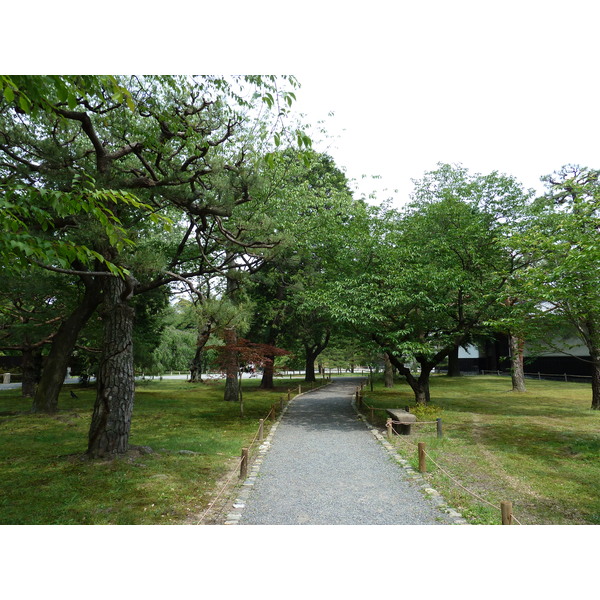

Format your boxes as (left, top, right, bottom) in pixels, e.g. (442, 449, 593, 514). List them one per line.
(0, 377, 323, 525)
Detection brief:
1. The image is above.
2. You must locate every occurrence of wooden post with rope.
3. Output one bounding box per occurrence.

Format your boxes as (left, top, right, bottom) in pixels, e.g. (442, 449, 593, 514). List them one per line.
(436, 418, 443, 438)
(240, 448, 249, 479)
(501, 501, 513, 525)
(386, 418, 393, 440)
(258, 419, 264, 442)
(418, 442, 426, 473)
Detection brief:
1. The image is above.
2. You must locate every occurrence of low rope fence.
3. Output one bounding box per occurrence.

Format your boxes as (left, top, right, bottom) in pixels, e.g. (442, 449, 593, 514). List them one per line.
(354, 383, 523, 525)
(481, 369, 592, 384)
(196, 379, 330, 524)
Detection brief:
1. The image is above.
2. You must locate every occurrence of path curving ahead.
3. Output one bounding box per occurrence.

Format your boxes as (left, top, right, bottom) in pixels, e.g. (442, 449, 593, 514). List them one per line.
(238, 377, 456, 525)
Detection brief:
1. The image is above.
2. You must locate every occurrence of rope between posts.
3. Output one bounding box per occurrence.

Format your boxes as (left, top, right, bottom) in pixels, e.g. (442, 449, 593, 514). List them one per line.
(196, 403, 278, 524)
(387, 423, 523, 524)
(389, 419, 437, 425)
(196, 453, 246, 525)
(196, 381, 333, 525)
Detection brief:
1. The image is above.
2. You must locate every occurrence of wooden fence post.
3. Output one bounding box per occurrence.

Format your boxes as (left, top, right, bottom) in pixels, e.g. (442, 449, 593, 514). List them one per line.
(258, 419, 264, 442)
(386, 418, 393, 440)
(418, 442, 426, 473)
(280, 396, 284, 411)
(436, 418, 443, 439)
(240, 448, 249, 479)
(298, 384, 302, 395)
(501, 501, 513, 525)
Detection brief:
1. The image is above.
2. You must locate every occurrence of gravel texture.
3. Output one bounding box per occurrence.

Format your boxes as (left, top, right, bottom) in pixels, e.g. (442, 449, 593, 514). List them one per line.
(237, 377, 460, 525)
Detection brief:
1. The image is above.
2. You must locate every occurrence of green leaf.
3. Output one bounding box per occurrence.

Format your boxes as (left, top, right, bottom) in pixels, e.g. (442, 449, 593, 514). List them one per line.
(3, 85, 14, 103)
(67, 92, 77, 110)
(19, 94, 31, 113)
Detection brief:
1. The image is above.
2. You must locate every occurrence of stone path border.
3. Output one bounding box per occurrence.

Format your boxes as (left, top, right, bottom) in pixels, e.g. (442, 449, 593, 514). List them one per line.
(351, 393, 468, 525)
(222, 380, 468, 525)
(222, 385, 319, 525)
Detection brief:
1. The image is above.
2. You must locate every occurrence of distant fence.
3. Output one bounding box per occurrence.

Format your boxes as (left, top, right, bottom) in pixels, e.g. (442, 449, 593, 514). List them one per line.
(1, 373, 22, 384)
(480, 370, 592, 383)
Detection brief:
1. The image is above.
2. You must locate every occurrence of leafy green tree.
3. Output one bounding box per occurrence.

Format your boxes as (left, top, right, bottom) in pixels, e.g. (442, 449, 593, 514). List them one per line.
(320, 164, 531, 403)
(519, 165, 600, 409)
(243, 149, 366, 384)
(1, 74, 308, 455)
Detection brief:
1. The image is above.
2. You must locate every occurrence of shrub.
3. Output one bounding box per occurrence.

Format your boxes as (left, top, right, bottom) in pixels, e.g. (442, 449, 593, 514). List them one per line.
(409, 403, 443, 421)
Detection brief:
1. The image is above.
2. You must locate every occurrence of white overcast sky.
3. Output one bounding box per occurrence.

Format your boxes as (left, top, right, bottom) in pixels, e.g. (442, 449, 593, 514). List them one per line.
(288, 1, 600, 205)
(9, 0, 600, 210)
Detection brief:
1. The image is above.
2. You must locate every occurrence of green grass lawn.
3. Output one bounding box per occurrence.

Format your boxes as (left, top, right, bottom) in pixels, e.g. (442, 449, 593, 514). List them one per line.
(361, 375, 600, 525)
(3, 374, 598, 525)
(0, 377, 324, 525)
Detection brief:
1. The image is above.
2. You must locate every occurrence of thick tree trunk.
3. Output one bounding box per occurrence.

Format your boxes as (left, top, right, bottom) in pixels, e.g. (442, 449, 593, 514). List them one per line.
(386, 353, 432, 404)
(447, 343, 462, 377)
(189, 321, 211, 383)
(591, 357, 600, 410)
(410, 372, 431, 404)
(582, 319, 600, 410)
(260, 355, 275, 389)
(383, 353, 394, 388)
(21, 347, 42, 398)
(87, 276, 136, 458)
(303, 330, 330, 383)
(509, 333, 527, 392)
(304, 350, 317, 383)
(31, 279, 101, 413)
(223, 327, 239, 402)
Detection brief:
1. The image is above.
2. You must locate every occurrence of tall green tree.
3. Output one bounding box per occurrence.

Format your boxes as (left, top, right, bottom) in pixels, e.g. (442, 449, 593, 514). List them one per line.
(243, 149, 366, 384)
(520, 165, 600, 409)
(320, 164, 531, 403)
(1, 75, 307, 455)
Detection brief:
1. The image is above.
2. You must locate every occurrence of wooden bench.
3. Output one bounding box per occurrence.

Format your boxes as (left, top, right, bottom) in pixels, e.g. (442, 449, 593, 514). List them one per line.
(386, 408, 417, 435)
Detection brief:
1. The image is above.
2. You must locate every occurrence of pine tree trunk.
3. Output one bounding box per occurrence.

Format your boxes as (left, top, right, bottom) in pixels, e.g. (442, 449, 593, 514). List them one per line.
(31, 279, 101, 413)
(87, 276, 136, 458)
(189, 321, 211, 383)
(384, 353, 394, 388)
(223, 327, 239, 401)
(509, 333, 527, 392)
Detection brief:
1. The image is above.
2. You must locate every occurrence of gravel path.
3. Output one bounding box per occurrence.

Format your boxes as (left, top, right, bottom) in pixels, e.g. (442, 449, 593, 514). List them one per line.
(238, 377, 457, 525)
